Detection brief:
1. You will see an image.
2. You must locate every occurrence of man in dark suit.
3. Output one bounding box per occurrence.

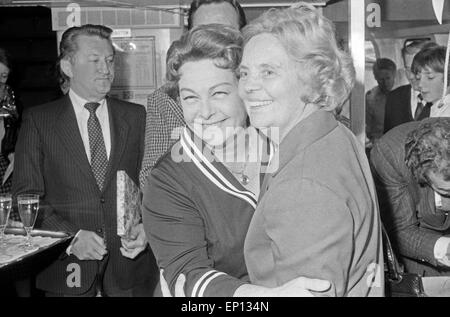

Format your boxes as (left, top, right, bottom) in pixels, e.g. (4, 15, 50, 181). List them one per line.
(371, 118, 450, 277)
(383, 40, 435, 133)
(383, 84, 413, 133)
(12, 24, 158, 296)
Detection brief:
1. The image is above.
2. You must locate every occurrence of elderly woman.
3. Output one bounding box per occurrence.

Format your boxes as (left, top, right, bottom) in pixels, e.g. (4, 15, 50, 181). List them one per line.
(238, 3, 384, 296)
(412, 45, 450, 118)
(142, 24, 330, 297)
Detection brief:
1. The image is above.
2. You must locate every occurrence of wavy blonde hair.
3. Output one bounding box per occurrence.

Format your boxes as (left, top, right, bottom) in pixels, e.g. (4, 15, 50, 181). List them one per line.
(242, 2, 355, 112)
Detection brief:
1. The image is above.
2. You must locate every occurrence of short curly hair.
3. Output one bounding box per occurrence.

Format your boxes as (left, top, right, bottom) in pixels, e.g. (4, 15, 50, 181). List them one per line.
(166, 24, 243, 91)
(405, 117, 450, 184)
(241, 2, 355, 112)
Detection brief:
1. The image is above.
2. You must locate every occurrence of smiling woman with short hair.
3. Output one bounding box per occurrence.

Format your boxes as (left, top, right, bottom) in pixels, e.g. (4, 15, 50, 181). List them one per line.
(238, 3, 384, 297)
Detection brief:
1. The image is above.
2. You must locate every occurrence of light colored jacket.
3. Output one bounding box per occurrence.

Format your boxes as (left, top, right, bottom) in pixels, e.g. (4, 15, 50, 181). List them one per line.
(244, 110, 384, 297)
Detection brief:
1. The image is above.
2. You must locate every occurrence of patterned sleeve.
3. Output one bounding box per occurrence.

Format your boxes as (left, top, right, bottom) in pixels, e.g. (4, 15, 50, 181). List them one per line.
(139, 88, 184, 188)
(370, 140, 440, 266)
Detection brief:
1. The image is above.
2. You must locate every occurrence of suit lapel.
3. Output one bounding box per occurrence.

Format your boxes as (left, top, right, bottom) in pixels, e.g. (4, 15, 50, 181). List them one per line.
(55, 95, 96, 184)
(102, 97, 129, 192)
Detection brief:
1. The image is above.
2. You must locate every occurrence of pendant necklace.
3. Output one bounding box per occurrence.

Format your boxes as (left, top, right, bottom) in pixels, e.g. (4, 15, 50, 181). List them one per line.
(236, 163, 250, 185)
(227, 160, 249, 185)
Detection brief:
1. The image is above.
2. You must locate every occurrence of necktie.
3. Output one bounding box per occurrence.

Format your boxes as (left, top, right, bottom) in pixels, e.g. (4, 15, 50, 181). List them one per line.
(85, 102, 108, 191)
(414, 95, 424, 120)
(415, 102, 432, 121)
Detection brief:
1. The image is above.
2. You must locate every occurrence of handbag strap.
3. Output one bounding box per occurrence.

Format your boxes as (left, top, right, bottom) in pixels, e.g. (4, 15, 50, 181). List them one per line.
(381, 224, 402, 281)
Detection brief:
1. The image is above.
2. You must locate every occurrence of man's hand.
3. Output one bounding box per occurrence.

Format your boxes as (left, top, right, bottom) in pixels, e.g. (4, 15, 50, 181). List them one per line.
(435, 236, 450, 267)
(120, 223, 148, 259)
(270, 276, 332, 297)
(160, 270, 186, 297)
(71, 230, 107, 261)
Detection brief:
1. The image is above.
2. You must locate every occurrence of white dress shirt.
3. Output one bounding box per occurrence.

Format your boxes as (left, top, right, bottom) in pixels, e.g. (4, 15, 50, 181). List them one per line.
(410, 88, 421, 118)
(430, 94, 450, 117)
(69, 89, 111, 161)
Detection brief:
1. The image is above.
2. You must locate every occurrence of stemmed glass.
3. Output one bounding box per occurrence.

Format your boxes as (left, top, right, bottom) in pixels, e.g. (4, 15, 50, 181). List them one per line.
(17, 194, 39, 250)
(0, 194, 12, 246)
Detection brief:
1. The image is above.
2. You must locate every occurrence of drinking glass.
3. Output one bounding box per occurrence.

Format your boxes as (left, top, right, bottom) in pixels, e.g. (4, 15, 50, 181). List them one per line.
(0, 194, 12, 246)
(17, 194, 39, 250)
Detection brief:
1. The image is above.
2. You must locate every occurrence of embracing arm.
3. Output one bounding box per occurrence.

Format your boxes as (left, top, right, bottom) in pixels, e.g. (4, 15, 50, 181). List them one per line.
(159, 271, 330, 297)
(233, 277, 330, 297)
(143, 166, 331, 297)
(139, 90, 184, 188)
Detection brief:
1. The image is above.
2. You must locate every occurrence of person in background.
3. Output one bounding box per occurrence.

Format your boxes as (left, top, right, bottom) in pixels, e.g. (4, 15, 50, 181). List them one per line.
(239, 3, 384, 296)
(139, 0, 247, 188)
(365, 58, 396, 147)
(384, 40, 436, 133)
(12, 24, 158, 297)
(371, 118, 450, 277)
(0, 48, 19, 196)
(187, 0, 246, 29)
(412, 45, 450, 118)
(0, 47, 28, 297)
(143, 24, 331, 297)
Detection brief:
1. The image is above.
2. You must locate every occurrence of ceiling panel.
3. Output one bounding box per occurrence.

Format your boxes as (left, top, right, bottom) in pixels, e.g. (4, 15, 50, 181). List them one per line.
(1, 0, 332, 7)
